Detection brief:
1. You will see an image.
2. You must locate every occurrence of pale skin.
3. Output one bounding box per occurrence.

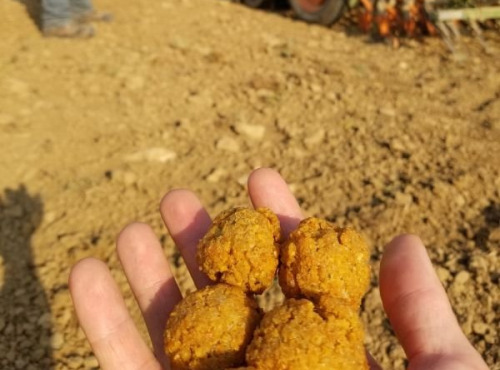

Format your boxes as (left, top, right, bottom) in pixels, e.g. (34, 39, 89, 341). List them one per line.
(69, 168, 489, 370)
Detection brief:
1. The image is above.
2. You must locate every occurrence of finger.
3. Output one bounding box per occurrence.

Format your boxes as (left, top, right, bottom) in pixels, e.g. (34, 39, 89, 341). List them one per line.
(379, 235, 487, 369)
(367, 351, 383, 370)
(117, 222, 182, 367)
(69, 258, 161, 370)
(160, 189, 212, 288)
(247, 167, 304, 236)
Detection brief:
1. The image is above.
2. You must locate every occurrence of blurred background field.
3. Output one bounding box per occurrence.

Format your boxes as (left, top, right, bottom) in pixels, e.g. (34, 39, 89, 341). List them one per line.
(0, 0, 499, 368)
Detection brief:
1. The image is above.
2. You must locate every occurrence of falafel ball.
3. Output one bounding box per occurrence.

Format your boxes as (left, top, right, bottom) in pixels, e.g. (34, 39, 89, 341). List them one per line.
(165, 284, 261, 370)
(197, 207, 281, 294)
(316, 295, 365, 345)
(279, 218, 370, 307)
(246, 299, 368, 370)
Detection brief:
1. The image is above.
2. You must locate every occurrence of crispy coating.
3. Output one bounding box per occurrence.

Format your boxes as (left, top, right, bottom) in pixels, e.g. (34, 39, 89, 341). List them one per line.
(316, 296, 365, 345)
(246, 299, 368, 370)
(279, 218, 370, 307)
(165, 284, 261, 370)
(197, 207, 281, 294)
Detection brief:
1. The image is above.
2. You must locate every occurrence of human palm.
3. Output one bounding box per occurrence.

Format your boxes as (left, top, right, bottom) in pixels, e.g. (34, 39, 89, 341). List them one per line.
(69, 168, 488, 370)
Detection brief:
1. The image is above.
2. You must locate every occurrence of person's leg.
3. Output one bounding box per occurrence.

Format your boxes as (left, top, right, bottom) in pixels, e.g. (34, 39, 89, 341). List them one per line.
(41, 0, 71, 29)
(70, 0, 93, 17)
(41, 0, 94, 38)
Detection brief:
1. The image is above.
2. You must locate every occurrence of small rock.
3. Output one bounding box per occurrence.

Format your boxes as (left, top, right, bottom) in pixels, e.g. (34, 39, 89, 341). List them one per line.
(37, 313, 52, 329)
(194, 45, 213, 57)
(485, 312, 495, 323)
(472, 322, 488, 335)
(169, 37, 189, 51)
(84, 355, 99, 368)
(395, 192, 412, 206)
(326, 92, 339, 102)
(50, 333, 64, 350)
(122, 171, 138, 186)
(303, 129, 325, 148)
(488, 227, 500, 242)
(306, 40, 320, 49)
(215, 136, 240, 152)
(380, 107, 396, 117)
(44, 211, 57, 225)
(309, 83, 322, 94)
(454, 270, 471, 285)
(484, 333, 496, 344)
(234, 123, 266, 140)
(262, 34, 285, 48)
(125, 148, 177, 163)
(436, 266, 451, 282)
(187, 93, 213, 108)
(390, 138, 405, 152)
(462, 315, 473, 335)
(77, 327, 86, 340)
(288, 183, 298, 194)
(8, 78, 30, 97)
(113, 169, 138, 186)
(58, 309, 72, 326)
(67, 356, 83, 369)
(124, 75, 145, 91)
(237, 174, 248, 186)
(206, 168, 227, 183)
(455, 194, 466, 207)
(255, 89, 276, 99)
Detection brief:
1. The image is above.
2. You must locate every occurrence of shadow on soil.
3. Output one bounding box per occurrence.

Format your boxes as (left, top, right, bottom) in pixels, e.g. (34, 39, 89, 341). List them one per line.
(15, 0, 42, 29)
(0, 185, 53, 368)
(474, 202, 500, 251)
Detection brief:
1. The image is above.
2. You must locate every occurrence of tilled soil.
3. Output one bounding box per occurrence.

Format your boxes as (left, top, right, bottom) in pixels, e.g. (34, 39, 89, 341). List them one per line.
(0, 0, 499, 369)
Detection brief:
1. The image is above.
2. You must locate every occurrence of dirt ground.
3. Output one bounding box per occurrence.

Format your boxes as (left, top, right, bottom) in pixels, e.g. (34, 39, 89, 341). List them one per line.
(0, 0, 499, 368)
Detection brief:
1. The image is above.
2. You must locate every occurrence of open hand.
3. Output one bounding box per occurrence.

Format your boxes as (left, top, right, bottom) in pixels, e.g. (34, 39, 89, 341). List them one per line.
(69, 168, 488, 370)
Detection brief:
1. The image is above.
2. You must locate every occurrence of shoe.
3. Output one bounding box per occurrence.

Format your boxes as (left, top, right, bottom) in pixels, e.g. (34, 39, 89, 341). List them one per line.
(43, 22, 95, 38)
(75, 10, 113, 23)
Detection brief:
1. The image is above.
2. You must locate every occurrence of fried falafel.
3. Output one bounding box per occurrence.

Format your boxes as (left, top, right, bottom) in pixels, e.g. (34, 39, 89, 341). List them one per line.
(279, 217, 370, 307)
(197, 207, 281, 294)
(246, 299, 368, 370)
(165, 284, 261, 370)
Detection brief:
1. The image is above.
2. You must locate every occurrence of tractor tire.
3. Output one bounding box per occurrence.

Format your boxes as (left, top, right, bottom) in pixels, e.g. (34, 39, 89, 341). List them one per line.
(289, 0, 345, 25)
(243, 0, 271, 8)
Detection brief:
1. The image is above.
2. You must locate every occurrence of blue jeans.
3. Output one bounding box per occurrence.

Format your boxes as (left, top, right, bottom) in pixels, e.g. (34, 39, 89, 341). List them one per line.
(42, 0, 93, 28)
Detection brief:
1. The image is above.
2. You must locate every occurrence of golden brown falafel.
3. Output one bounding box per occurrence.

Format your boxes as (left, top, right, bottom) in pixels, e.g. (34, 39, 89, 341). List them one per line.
(197, 207, 281, 294)
(167, 208, 371, 369)
(246, 299, 368, 370)
(279, 218, 370, 307)
(316, 295, 366, 348)
(165, 284, 261, 370)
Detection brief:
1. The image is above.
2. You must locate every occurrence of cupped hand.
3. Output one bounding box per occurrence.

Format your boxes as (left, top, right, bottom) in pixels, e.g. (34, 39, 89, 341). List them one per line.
(69, 168, 488, 370)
